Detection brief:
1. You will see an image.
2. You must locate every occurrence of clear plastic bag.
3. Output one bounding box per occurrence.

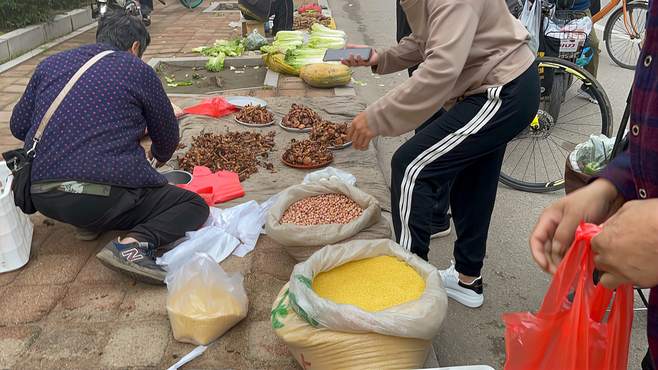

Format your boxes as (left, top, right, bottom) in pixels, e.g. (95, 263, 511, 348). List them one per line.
(165, 253, 248, 345)
(302, 167, 357, 186)
(568, 134, 615, 175)
(245, 29, 268, 51)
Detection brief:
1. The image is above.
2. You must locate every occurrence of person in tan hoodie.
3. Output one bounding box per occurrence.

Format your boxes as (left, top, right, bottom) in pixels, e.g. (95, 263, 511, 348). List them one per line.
(343, 0, 539, 308)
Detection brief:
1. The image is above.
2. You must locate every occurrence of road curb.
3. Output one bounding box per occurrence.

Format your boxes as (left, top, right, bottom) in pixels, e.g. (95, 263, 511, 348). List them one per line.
(0, 7, 95, 65)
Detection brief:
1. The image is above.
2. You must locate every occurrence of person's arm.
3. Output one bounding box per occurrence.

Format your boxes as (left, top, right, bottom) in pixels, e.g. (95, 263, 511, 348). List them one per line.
(373, 35, 426, 75)
(365, 2, 480, 136)
(140, 66, 179, 163)
(10, 68, 41, 142)
(597, 150, 636, 201)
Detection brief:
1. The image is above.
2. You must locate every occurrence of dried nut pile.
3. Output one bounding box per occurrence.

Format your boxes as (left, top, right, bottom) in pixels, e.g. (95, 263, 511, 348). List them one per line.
(293, 14, 333, 31)
(310, 121, 350, 148)
(281, 104, 323, 129)
(178, 130, 276, 181)
(282, 139, 333, 166)
(280, 193, 364, 225)
(235, 104, 273, 125)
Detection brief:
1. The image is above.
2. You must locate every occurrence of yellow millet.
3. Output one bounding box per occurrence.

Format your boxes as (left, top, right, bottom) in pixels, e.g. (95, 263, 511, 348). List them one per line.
(312, 255, 425, 312)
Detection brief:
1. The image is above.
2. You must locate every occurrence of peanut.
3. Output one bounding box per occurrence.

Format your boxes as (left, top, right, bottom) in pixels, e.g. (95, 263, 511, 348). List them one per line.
(280, 193, 364, 225)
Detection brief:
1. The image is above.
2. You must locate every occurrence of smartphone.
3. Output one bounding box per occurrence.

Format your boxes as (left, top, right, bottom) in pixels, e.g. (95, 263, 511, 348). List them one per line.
(323, 48, 373, 62)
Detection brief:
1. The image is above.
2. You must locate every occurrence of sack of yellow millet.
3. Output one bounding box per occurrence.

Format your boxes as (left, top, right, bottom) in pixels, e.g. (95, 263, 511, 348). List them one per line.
(271, 239, 447, 370)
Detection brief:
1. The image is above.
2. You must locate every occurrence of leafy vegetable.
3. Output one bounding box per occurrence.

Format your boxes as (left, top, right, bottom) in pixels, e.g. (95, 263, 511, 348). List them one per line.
(275, 30, 306, 41)
(307, 36, 345, 49)
(164, 75, 193, 87)
(193, 39, 245, 57)
(285, 47, 328, 69)
(310, 23, 346, 38)
(205, 53, 226, 72)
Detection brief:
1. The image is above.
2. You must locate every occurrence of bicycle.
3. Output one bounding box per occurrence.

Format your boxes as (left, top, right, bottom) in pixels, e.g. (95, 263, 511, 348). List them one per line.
(499, 5, 613, 193)
(594, 0, 648, 70)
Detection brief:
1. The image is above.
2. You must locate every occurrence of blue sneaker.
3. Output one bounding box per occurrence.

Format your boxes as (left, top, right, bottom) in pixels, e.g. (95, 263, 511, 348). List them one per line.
(96, 239, 165, 285)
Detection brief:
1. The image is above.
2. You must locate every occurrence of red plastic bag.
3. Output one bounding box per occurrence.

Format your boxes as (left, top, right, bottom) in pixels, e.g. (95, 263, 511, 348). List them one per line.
(182, 97, 238, 118)
(178, 166, 245, 205)
(503, 223, 634, 370)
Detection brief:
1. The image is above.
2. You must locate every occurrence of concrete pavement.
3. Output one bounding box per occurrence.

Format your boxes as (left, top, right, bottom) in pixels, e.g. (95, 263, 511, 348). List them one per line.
(328, 0, 647, 367)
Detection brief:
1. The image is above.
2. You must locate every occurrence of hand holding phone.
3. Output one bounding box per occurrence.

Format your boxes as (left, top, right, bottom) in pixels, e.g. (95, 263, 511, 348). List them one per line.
(324, 45, 378, 67)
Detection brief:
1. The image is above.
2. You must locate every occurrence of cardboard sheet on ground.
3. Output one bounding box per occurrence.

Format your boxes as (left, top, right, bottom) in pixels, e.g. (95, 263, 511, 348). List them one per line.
(167, 96, 392, 244)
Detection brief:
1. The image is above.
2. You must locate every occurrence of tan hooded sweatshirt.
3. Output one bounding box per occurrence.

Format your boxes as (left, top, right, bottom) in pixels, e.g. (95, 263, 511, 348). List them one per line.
(365, 0, 535, 136)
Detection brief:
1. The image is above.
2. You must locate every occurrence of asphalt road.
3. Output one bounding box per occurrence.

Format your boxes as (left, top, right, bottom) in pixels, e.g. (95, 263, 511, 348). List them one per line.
(328, 0, 647, 368)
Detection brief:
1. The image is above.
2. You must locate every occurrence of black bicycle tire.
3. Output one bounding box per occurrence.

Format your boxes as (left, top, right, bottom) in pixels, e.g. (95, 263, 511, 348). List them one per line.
(180, 0, 203, 8)
(604, 2, 648, 70)
(499, 56, 613, 193)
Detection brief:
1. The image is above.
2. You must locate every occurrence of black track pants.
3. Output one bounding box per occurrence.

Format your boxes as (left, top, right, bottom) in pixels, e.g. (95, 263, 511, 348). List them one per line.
(391, 64, 540, 277)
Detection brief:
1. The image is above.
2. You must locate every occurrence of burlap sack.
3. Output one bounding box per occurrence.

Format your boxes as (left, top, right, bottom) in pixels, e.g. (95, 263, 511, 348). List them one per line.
(265, 180, 381, 261)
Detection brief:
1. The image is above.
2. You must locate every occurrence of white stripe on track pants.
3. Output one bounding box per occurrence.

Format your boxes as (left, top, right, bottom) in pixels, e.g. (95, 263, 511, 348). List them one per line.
(390, 64, 539, 277)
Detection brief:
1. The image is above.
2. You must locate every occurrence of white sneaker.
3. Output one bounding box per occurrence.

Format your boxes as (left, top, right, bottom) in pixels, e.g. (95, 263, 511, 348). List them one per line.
(439, 261, 484, 308)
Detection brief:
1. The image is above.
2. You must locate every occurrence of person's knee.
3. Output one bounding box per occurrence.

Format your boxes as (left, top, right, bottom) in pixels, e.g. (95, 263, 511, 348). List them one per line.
(188, 193, 210, 229)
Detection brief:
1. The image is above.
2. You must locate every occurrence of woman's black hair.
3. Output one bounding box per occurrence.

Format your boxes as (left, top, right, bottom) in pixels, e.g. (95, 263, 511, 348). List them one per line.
(96, 10, 151, 56)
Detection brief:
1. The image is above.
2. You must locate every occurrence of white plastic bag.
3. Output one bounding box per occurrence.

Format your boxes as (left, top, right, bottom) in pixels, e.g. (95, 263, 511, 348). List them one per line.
(165, 253, 248, 345)
(302, 167, 357, 186)
(568, 134, 616, 175)
(206, 200, 267, 257)
(156, 227, 240, 273)
(520, 0, 542, 53)
(288, 239, 447, 340)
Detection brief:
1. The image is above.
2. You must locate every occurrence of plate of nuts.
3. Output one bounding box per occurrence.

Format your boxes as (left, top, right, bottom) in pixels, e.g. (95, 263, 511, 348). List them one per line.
(310, 121, 352, 150)
(234, 104, 275, 127)
(282, 139, 334, 169)
(280, 104, 324, 132)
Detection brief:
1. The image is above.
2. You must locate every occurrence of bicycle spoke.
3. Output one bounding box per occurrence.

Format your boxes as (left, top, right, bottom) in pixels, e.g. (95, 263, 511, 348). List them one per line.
(546, 137, 562, 178)
(548, 137, 569, 161)
(511, 139, 533, 177)
(553, 125, 596, 138)
(504, 137, 524, 162)
(539, 139, 549, 182)
(522, 139, 537, 182)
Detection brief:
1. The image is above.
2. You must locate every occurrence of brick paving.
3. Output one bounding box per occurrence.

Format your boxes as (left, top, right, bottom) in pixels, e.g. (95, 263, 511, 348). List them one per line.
(0, 2, 340, 369)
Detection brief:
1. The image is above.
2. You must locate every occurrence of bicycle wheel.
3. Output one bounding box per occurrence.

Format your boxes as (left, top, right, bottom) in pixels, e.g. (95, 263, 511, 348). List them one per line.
(499, 57, 613, 193)
(180, 0, 203, 8)
(604, 1, 648, 70)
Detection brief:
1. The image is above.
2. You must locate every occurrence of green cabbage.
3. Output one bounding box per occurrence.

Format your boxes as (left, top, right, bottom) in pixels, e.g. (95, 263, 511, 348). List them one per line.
(205, 53, 226, 72)
(193, 39, 245, 57)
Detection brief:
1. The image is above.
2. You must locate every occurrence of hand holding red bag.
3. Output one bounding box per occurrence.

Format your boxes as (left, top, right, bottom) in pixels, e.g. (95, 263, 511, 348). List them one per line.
(504, 223, 634, 370)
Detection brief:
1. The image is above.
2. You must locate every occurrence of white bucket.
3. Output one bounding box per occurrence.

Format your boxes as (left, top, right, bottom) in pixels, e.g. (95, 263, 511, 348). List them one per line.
(0, 161, 33, 273)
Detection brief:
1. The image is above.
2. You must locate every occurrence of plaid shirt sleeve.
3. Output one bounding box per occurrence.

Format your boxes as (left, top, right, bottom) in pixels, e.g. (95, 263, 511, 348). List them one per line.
(599, 149, 637, 201)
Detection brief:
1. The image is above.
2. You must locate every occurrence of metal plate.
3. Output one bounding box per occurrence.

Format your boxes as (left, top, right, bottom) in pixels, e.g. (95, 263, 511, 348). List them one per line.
(234, 116, 275, 127)
(226, 96, 268, 108)
(281, 154, 333, 169)
(278, 120, 312, 133)
(328, 141, 352, 150)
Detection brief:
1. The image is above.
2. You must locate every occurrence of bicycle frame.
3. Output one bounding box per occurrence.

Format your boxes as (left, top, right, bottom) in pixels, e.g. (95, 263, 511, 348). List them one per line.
(592, 0, 644, 38)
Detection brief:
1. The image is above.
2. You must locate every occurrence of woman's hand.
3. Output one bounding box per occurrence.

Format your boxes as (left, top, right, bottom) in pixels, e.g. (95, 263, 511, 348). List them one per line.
(341, 44, 379, 67)
(530, 179, 624, 274)
(348, 112, 376, 150)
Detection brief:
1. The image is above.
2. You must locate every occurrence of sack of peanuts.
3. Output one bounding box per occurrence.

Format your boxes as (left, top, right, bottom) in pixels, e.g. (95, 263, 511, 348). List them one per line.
(271, 239, 447, 370)
(265, 179, 381, 261)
